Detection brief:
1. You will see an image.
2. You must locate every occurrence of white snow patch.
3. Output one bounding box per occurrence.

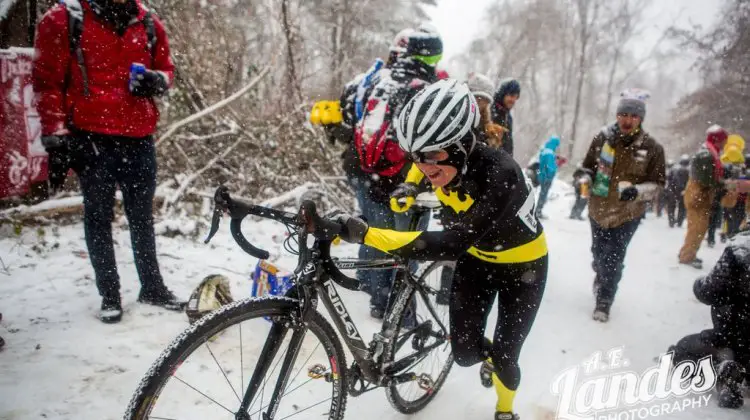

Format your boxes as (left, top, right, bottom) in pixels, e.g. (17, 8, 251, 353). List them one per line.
(0, 181, 748, 419)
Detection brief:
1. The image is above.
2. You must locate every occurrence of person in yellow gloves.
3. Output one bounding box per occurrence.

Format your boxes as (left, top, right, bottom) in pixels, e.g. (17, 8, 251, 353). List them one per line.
(333, 80, 547, 420)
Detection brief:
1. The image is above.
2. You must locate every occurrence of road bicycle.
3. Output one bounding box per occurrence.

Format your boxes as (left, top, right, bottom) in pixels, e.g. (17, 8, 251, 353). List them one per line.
(125, 186, 455, 420)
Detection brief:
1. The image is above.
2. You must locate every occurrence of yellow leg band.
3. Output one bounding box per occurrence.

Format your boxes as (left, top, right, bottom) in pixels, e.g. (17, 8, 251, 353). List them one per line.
(493, 373, 516, 413)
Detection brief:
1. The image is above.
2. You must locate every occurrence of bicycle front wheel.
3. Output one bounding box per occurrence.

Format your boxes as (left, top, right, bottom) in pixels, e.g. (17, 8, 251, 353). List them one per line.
(125, 296, 348, 420)
(384, 260, 455, 414)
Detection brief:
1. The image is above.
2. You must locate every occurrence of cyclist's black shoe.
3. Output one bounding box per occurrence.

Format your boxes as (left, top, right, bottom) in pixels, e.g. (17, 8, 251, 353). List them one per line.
(138, 287, 186, 311)
(495, 412, 520, 420)
(100, 296, 123, 324)
(480, 359, 494, 388)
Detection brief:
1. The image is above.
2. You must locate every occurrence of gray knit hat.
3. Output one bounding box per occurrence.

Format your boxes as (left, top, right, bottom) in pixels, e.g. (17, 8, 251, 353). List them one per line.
(466, 72, 494, 101)
(616, 88, 650, 120)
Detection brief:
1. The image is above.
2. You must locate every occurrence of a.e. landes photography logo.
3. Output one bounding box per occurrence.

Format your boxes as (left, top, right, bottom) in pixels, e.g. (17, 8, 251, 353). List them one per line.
(551, 347, 716, 420)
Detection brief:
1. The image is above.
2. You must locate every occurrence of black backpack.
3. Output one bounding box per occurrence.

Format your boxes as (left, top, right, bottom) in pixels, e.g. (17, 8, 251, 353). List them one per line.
(62, 0, 157, 96)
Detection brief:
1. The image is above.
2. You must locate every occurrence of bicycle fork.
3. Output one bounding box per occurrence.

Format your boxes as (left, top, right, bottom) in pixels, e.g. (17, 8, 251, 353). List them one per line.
(236, 320, 307, 420)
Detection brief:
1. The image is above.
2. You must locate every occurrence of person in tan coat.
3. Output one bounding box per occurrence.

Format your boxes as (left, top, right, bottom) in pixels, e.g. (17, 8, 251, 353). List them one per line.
(581, 90, 666, 322)
(678, 126, 730, 268)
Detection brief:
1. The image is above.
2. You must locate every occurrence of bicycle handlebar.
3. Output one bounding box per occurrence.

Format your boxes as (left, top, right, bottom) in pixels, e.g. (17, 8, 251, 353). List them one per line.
(204, 186, 363, 291)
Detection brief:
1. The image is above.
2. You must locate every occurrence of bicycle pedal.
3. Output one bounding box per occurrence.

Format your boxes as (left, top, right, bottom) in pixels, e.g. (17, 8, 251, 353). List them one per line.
(308, 363, 328, 380)
(417, 373, 435, 391)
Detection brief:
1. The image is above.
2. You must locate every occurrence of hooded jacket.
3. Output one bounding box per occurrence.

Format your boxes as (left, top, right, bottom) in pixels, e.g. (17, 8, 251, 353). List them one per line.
(491, 81, 518, 157)
(32, 0, 174, 137)
(667, 160, 690, 194)
(537, 136, 560, 184)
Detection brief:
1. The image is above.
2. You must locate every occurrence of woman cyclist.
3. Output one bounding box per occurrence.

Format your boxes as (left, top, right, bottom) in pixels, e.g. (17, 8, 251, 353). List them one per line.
(334, 79, 548, 420)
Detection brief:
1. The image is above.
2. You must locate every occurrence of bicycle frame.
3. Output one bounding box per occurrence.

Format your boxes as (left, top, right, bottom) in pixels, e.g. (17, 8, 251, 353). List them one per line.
(204, 186, 449, 418)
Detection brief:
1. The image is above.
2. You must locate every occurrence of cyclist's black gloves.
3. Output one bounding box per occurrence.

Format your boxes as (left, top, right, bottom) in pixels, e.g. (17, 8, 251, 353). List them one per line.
(334, 214, 368, 244)
(42, 135, 71, 193)
(390, 182, 419, 213)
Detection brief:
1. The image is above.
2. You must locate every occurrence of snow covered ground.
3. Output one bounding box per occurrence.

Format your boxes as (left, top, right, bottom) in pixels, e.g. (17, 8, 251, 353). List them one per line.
(1, 180, 748, 420)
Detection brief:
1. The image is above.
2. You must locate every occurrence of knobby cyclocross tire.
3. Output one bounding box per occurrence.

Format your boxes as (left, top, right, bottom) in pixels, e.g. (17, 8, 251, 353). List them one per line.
(384, 261, 455, 414)
(124, 296, 348, 420)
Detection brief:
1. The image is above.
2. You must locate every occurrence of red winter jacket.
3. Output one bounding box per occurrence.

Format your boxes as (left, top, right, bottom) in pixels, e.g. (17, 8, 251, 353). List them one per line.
(32, 0, 174, 137)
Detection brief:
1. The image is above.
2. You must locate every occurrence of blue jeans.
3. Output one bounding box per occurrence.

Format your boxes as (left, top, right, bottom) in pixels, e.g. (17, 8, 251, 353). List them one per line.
(355, 186, 429, 311)
(536, 180, 553, 216)
(590, 217, 641, 305)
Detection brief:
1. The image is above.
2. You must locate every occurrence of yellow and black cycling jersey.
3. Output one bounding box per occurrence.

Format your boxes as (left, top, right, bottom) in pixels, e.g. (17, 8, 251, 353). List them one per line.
(364, 142, 547, 264)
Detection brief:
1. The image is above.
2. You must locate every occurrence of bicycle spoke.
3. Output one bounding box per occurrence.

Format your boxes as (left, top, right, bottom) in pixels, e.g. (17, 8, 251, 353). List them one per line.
(205, 340, 241, 403)
(278, 397, 333, 420)
(240, 322, 244, 393)
(172, 375, 236, 415)
(149, 416, 179, 420)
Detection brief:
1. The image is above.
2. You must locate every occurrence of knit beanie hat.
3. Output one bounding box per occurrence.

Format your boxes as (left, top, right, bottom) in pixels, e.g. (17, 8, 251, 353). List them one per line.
(467, 72, 495, 101)
(706, 124, 729, 146)
(616, 88, 650, 120)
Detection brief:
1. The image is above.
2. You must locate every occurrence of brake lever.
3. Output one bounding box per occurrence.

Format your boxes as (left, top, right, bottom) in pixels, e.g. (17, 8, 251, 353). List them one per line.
(204, 207, 223, 244)
(204, 185, 231, 244)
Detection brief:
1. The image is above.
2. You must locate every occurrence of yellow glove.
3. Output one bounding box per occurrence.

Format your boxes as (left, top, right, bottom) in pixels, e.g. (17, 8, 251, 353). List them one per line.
(390, 196, 415, 213)
(310, 101, 344, 126)
(389, 182, 419, 213)
(310, 101, 325, 125)
(321, 101, 343, 125)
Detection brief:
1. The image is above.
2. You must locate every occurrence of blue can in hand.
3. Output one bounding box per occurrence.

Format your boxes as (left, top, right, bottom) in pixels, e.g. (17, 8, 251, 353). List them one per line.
(129, 62, 146, 92)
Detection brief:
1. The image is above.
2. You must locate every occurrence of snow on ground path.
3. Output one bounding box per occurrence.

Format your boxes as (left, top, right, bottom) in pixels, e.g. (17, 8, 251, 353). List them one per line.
(0, 182, 748, 419)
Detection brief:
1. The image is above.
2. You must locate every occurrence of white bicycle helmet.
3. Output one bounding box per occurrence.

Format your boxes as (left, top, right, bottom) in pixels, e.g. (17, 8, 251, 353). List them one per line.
(396, 79, 479, 155)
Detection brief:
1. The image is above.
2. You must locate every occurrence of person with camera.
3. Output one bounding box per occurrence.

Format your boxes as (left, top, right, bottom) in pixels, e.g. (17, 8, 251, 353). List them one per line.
(668, 229, 750, 409)
(32, 0, 185, 323)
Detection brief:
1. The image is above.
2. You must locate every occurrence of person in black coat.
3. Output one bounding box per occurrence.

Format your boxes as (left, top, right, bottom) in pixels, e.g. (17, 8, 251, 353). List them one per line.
(668, 230, 750, 409)
(491, 79, 520, 157)
(666, 154, 690, 228)
(569, 163, 590, 220)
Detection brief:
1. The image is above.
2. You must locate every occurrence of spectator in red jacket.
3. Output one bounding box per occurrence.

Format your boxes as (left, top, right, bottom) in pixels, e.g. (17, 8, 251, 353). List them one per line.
(32, 0, 185, 324)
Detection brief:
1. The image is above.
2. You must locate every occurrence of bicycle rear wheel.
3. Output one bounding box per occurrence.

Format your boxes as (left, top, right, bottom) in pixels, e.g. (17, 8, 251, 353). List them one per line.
(125, 296, 348, 420)
(384, 261, 454, 414)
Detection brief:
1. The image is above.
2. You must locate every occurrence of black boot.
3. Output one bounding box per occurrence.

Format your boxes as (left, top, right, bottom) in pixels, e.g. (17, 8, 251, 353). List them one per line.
(680, 259, 703, 269)
(717, 360, 745, 409)
(138, 287, 186, 311)
(100, 295, 123, 324)
(592, 300, 611, 323)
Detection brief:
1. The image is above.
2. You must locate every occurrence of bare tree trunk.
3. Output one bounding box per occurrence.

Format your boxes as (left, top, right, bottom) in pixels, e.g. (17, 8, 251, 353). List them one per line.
(281, 0, 302, 103)
(568, 0, 600, 158)
(602, 47, 622, 124)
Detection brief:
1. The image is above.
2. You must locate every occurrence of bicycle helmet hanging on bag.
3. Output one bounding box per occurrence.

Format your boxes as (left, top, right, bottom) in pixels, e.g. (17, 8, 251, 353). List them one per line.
(395, 79, 480, 176)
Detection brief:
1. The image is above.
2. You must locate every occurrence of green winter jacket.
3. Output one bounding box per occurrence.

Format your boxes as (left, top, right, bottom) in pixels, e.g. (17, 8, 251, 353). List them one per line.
(690, 147, 721, 189)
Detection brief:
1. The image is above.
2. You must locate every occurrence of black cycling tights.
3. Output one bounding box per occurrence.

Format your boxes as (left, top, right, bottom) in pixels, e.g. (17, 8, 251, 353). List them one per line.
(449, 255, 547, 390)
